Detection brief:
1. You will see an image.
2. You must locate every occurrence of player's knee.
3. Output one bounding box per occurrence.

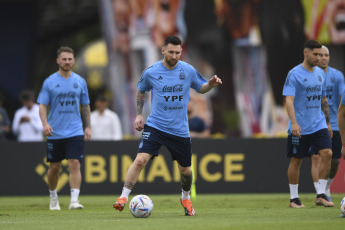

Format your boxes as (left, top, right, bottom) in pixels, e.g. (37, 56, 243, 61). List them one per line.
(180, 167, 192, 176)
(134, 156, 148, 169)
(49, 163, 61, 173)
(290, 158, 302, 167)
(68, 159, 80, 171)
(321, 149, 332, 159)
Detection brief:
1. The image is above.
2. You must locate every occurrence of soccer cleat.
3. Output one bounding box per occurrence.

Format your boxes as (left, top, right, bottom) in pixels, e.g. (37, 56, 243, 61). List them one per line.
(326, 195, 332, 202)
(325, 189, 332, 202)
(180, 198, 195, 216)
(315, 194, 334, 207)
(113, 197, 127, 212)
(50, 197, 61, 211)
(69, 201, 84, 209)
(289, 198, 305, 208)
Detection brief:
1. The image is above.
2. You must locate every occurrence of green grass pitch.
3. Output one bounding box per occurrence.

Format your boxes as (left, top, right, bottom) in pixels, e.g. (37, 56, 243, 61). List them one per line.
(0, 194, 344, 230)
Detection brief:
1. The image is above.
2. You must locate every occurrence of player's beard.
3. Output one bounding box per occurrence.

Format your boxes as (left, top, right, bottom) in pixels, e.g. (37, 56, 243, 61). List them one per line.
(60, 64, 72, 72)
(307, 58, 318, 67)
(166, 58, 177, 67)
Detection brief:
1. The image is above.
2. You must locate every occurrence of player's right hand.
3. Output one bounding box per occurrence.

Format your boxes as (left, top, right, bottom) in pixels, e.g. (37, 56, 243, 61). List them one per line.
(291, 123, 301, 138)
(43, 123, 53, 136)
(134, 115, 144, 131)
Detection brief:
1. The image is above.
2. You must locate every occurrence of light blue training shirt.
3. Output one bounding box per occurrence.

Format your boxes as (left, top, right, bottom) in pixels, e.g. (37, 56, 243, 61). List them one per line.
(283, 64, 327, 135)
(138, 60, 207, 137)
(324, 67, 345, 131)
(37, 72, 90, 139)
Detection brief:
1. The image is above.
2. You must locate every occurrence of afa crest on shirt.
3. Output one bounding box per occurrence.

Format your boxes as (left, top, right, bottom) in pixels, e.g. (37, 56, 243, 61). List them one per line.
(179, 68, 185, 80)
(73, 83, 78, 89)
(318, 75, 322, 82)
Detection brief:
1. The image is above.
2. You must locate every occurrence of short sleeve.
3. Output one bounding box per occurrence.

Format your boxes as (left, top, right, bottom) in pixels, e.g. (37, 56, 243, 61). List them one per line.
(337, 71, 345, 97)
(137, 70, 152, 92)
(321, 71, 327, 97)
(37, 79, 50, 105)
(80, 78, 90, 105)
(190, 68, 207, 92)
(341, 88, 345, 105)
(282, 71, 296, 97)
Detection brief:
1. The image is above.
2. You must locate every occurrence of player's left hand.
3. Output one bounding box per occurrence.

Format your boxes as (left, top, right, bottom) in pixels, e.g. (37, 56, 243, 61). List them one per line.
(84, 127, 91, 142)
(208, 75, 222, 88)
(342, 146, 345, 160)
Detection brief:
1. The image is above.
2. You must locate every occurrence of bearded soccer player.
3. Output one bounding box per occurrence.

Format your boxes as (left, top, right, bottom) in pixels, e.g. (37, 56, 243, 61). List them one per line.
(310, 45, 345, 202)
(283, 40, 333, 208)
(37, 46, 91, 210)
(112, 36, 222, 216)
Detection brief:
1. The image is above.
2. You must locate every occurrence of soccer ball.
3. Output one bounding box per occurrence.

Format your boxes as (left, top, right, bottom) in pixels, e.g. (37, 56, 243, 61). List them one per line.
(129, 195, 153, 218)
(340, 197, 345, 215)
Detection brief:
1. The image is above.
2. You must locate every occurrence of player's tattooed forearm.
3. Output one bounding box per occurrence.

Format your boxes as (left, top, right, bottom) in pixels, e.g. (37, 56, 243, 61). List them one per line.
(181, 172, 193, 191)
(124, 181, 136, 190)
(81, 104, 91, 128)
(136, 91, 145, 115)
(321, 97, 330, 123)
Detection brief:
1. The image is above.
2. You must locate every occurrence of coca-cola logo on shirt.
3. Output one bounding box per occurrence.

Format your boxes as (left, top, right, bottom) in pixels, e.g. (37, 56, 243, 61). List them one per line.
(162, 84, 183, 92)
(306, 85, 321, 93)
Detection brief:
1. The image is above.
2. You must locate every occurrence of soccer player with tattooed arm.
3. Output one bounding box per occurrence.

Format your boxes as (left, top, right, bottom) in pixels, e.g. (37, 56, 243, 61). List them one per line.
(37, 46, 91, 211)
(112, 35, 222, 216)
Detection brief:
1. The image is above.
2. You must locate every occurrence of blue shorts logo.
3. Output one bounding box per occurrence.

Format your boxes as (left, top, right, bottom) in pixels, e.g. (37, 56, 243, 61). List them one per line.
(142, 132, 150, 140)
(292, 136, 299, 155)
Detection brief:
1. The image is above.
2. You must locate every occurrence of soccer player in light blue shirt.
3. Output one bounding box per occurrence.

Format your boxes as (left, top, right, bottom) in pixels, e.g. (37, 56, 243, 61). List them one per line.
(37, 72, 90, 140)
(310, 46, 345, 202)
(282, 40, 333, 208)
(113, 36, 222, 216)
(37, 46, 91, 211)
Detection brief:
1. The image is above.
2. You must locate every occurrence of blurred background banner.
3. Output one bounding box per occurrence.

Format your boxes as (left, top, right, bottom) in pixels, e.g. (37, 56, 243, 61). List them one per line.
(3, 139, 345, 195)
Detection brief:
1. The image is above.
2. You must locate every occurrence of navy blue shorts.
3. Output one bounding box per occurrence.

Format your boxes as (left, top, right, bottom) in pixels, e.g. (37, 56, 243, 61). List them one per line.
(309, 131, 341, 159)
(46, 135, 85, 162)
(286, 128, 332, 158)
(137, 124, 192, 167)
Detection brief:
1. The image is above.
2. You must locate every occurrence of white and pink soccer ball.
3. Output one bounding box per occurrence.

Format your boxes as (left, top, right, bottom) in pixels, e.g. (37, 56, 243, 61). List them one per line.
(340, 197, 345, 215)
(129, 195, 153, 218)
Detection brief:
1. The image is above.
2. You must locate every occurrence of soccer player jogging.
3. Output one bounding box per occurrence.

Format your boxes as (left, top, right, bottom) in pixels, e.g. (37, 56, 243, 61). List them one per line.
(37, 46, 91, 211)
(113, 36, 222, 216)
(283, 39, 333, 208)
(310, 46, 345, 202)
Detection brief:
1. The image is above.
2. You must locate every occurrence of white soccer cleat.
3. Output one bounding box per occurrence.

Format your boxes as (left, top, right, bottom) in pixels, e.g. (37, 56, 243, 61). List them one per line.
(50, 197, 61, 211)
(69, 201, 84, 210)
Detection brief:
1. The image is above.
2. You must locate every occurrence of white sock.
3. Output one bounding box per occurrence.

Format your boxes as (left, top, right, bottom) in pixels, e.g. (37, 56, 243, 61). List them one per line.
(49, 189, 58, 198)
(181, 189, 190, 200)
(289, 184, 299, 199)
(325, 178, 333, 192)
(71, 189, 80, 202)
(318, 179, 327, 195)
(313, 181, 320, 194)
(120, 187, 132, 200)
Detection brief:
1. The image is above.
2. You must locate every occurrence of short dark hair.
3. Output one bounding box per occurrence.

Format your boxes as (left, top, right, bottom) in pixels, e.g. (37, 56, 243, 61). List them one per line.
(304, 40, 322, 50)
(20, 89, 35, 102)
(96, 94, 108, 102)
(164, 36, 182, 47)
(57, 46, 74, 57)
